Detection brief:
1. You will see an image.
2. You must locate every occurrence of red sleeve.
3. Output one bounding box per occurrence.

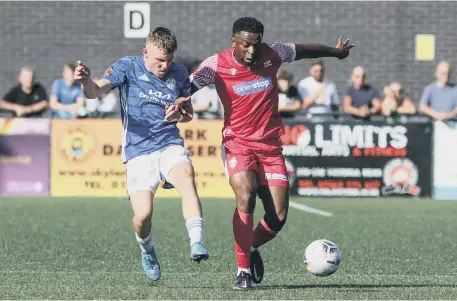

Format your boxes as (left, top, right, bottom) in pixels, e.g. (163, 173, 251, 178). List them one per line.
(190, 55, 218, 89)
(269, 43, 296, 63)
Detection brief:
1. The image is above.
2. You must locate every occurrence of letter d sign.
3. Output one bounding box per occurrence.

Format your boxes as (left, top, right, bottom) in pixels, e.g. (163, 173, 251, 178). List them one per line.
(124, 3, 150, 38)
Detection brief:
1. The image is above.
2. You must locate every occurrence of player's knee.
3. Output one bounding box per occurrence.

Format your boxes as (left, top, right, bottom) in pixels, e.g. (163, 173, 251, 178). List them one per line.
(235, 186, 257, 213)
(133, 213, 152, 227)
(277, 206, 288, 223)
(264, 210, 288, 232)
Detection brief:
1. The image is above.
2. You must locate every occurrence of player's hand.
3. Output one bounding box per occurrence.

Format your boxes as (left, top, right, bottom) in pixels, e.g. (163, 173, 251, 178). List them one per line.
(74, 60, 91, 85)
(164, 104, 183, 123)
(164, 96, 192, 122)
(335, 37, 354, 59)
(174, 96, 191, 107)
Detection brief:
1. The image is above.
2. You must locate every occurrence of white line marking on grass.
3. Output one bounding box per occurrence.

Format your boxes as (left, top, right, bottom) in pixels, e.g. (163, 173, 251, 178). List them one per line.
(1, 271, 457, 278)
(289, 201, 334, 217)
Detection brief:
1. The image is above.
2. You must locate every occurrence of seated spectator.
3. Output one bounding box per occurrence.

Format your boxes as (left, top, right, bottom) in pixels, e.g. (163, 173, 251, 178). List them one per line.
(277, 70, 301, 118)
(419, 61, 457, 120)
(190, 60, 222, 120)
(191, 84, 222, 119)
(50, 63, 86, 118)
(297, 59, 339, 114)
(85, 91, 120, 118)
(0, 67, 49, 117)
(382, 82, 416, 117)
(344, 66, 381, 119)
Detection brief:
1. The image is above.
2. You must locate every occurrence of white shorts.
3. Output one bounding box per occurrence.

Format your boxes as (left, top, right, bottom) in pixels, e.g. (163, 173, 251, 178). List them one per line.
(126, 144, 191, 196)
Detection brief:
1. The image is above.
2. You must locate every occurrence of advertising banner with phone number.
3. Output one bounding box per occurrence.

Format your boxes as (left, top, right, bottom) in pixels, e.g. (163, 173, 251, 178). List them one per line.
(281, 119, 432, 197)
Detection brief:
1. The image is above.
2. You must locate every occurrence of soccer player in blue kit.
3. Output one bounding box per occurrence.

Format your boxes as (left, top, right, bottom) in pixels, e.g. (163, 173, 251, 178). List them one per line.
(73, 27, 209, 281)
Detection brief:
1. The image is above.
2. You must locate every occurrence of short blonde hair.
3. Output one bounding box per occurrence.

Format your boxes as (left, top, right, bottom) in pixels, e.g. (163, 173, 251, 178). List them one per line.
(147, 27, 177, 53)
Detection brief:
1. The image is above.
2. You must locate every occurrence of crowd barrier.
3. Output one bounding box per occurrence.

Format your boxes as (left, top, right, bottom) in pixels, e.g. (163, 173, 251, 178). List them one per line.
(0, 117, 456, 199)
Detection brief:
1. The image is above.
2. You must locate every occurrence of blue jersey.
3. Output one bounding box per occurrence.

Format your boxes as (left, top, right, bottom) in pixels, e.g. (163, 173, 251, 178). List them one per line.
(103, 56, 191, 163)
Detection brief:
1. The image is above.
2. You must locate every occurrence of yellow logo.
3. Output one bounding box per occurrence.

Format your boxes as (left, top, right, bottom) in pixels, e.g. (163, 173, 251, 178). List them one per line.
(60, 128, 96, 163)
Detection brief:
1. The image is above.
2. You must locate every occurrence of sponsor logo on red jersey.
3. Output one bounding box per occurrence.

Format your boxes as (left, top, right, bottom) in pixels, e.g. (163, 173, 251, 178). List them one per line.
(232, 77, 272, 96)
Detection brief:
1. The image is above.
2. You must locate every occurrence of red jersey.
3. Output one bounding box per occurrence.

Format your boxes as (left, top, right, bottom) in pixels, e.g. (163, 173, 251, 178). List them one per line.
(190, 43, 296, 142)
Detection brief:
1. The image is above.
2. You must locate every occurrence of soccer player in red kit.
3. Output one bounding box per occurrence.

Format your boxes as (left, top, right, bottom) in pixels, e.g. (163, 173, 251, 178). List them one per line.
(171, 17, 353, 290)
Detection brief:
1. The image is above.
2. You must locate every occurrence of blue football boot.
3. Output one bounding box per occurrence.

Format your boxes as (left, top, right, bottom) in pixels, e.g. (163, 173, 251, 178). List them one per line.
(189, 241, 209, 263)
(141, 248, 161, 281)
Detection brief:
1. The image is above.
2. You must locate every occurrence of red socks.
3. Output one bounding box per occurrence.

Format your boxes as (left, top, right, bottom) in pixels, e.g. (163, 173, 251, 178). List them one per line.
(233, 211, 279, 269)
(252, 217, 277, 248)
(232, 209, 253, 268)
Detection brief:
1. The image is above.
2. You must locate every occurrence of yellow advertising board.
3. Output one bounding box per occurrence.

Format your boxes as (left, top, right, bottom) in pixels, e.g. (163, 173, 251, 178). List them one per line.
(51, 119, 126, 197)
(156, 120, 233, 198)
(50, 119, 233, 198)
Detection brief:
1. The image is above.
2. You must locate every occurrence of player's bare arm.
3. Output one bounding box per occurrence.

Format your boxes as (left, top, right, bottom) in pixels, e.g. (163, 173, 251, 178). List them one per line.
(73, 60, 113, 99)
(294, 37, 354, 60)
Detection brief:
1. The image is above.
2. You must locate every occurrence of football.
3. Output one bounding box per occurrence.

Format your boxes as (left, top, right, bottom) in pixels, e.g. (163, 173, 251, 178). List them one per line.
(303, 239, 341, 276)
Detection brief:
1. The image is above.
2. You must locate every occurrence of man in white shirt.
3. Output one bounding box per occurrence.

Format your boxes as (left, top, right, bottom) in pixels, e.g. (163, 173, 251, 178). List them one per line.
(85, 91, 121, 117)
(191, 84, 222, 119)
(297, 59, 340, 114)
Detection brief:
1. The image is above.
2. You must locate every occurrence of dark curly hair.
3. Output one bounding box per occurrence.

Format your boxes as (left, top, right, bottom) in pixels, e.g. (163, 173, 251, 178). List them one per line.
(232, 17, 264, 37)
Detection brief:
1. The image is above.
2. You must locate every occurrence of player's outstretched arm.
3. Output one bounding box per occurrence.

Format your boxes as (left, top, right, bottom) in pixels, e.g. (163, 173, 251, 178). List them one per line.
(294, 38, 354, 60)
(74, 60, 113, 99)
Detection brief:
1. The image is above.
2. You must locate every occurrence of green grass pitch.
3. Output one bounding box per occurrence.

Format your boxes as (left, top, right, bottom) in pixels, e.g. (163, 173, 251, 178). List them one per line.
(1, 196, 456, 299)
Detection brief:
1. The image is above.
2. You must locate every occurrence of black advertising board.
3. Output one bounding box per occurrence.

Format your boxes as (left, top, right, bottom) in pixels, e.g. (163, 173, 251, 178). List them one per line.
(281, 120, 432, 197)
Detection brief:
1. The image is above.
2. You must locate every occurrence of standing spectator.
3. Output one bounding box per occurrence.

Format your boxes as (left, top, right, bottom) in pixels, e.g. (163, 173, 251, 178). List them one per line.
(0, 67, 49, 117)
(343, 66, 381, 118)
(419, 61, 457, 120)
(50, 63, 86, 118)
(297, 59, 339, 114)
(277, 70, 301, 118)
(382, 82, 416, 117)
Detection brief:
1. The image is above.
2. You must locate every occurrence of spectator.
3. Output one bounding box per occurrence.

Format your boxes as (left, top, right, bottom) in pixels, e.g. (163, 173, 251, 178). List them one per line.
(343, 66, 381, 118)
(277, 70, 301, 118)
(0, 67, 49, 117)
(191, 84, 223, 119)
(190, 60, 222, 120)
(85, 91, 120, 118)
(297, 59, 339, 114)
(382, 82, 416, 117)
(50, 63, 86, 118)
(419, 61, 457, 120)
